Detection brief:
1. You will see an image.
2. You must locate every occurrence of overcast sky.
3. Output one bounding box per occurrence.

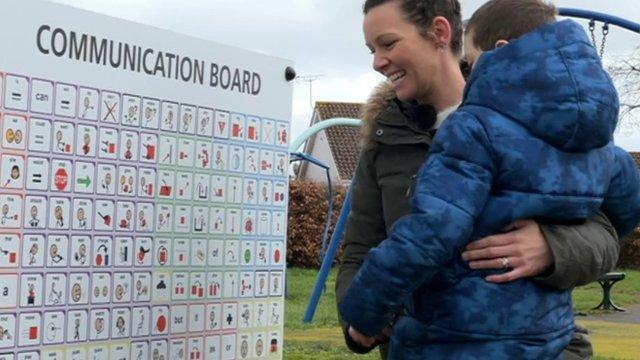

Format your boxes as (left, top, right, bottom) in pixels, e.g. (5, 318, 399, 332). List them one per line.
(51, 0, 640, 150)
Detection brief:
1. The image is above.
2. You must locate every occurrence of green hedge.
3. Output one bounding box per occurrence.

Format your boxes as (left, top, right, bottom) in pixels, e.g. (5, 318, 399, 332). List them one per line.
(618, 229, 640, 269)
(287, 180, 346, 268)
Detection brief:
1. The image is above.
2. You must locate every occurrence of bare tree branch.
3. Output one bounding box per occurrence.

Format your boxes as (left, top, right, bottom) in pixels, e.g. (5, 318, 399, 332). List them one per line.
(608, 47, 640, 135)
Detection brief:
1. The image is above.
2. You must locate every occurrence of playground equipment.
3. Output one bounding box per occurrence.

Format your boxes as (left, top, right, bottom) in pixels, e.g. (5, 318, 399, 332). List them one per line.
(558, 8, 640, 58)
(289, 118, 362, 261)
(288, 152, 334, 261)
(299, 8, 640, 323)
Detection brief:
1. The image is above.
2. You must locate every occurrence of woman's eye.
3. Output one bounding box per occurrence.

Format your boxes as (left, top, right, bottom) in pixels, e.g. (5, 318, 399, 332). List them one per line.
(383, 40, 397, 49)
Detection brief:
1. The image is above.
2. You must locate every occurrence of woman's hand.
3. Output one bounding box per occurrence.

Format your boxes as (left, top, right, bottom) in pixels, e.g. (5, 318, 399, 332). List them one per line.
(348, 326, 376, 348)
(461, 220, 554, 283)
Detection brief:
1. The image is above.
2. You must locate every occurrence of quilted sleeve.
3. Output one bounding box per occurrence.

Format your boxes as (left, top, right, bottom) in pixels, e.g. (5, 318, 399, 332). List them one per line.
(537, 211, 619, 289)
(335, 150, 386, 354)
(601, 146, 640, 238)
(338, 111, 496, 336)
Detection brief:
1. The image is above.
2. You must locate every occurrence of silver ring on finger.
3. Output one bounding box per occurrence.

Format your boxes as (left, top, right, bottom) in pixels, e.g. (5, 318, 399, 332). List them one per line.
(501, 256, 510, 269)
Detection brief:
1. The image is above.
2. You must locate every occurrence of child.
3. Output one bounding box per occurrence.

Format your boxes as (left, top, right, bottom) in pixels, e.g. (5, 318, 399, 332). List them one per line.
(340, 0, 640, 358)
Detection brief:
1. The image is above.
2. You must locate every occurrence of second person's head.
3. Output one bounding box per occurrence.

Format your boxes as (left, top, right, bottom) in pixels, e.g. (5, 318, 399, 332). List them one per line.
(464, 0, 557, 69)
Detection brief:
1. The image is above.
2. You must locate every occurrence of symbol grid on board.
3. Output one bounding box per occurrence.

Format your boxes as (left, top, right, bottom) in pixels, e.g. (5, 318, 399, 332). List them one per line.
(0, 68, 289, 356)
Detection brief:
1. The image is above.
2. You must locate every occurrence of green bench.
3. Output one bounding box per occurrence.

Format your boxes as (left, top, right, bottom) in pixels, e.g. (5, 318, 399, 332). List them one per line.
(593, 272, 626, 312)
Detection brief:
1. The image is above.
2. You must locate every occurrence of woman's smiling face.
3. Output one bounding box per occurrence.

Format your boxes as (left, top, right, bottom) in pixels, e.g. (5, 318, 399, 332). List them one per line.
(364, 1, 441, 103)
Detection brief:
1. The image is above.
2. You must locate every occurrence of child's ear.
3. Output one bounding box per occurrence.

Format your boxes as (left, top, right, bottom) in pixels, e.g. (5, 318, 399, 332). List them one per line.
(495, 39, 509, 48)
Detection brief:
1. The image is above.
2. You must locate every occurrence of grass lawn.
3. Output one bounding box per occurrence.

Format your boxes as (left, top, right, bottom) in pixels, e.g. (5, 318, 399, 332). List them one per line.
(284, 268, 640, 360)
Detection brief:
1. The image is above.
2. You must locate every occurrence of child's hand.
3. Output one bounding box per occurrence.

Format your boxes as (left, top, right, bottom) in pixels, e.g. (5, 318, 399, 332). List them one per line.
(461, 220, 553, 283)
(348, 326, 376, 348)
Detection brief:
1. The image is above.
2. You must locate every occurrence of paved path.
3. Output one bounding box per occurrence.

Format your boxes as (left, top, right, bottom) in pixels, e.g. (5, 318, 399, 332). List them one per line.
(287, 324, 640, 359)
(584, 304, 640, 324)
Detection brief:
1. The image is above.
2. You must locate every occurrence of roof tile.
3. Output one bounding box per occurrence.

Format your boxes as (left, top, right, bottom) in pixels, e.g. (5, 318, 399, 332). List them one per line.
(630, 152, 640, 168)
(314, 102, 362, 181)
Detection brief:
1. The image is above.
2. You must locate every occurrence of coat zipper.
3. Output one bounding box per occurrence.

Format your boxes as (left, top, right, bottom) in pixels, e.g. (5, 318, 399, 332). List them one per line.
(406, 174, 418, 198)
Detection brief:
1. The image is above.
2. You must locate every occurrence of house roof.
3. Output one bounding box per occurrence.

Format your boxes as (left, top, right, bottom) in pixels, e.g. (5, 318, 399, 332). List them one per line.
(631, 152, 640, 168)
(315, 101, 362, 121)
(312, 101, 363, 181)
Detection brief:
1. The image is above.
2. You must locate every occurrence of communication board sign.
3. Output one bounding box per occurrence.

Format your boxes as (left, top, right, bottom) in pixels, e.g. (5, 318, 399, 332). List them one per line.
(0, 1, 292, 359)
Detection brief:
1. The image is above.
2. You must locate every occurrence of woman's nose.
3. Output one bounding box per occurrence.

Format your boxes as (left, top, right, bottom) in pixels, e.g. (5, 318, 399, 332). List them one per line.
(373, 53, 389, 73)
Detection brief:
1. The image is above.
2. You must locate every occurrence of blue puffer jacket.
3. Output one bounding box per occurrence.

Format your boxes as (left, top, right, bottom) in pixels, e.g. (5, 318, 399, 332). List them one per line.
(340, 20, 640, 359)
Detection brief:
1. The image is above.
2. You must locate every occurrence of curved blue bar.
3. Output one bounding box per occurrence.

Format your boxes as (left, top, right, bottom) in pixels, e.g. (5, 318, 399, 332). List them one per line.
(289, 118, 362, 153)
(559, 8, 640, 33)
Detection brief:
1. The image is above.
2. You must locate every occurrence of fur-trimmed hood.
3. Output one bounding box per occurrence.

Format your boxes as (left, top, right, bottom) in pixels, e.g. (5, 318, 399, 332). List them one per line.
(360, 81, 397, 149)
(359, 82, 436, 150)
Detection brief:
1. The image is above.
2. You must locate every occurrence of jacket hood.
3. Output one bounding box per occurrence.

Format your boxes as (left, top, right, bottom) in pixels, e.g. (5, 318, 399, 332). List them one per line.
(360, 81, 397, 148)
(463, 20, 619, 152)
(360, 82, 436, 149)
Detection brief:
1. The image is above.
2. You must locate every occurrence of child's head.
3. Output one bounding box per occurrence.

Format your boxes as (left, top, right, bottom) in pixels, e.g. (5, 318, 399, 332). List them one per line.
(464, 0, 556, 68)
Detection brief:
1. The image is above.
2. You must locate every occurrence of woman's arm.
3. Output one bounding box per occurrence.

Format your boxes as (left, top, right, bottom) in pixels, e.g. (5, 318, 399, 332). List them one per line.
(461, 211, 619, 289)
(335, 150, 387, 353)
(537, 211, 619, 289)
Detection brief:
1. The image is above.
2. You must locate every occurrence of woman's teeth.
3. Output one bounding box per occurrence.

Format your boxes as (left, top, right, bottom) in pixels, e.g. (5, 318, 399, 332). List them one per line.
(389, 71, 405, 83)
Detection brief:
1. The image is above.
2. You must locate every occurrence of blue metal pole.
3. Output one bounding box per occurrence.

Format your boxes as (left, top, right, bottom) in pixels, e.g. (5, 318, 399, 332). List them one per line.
(558, 8, 640, 33)
(320, 163, 334, 260)
(303, 183, 353, 323)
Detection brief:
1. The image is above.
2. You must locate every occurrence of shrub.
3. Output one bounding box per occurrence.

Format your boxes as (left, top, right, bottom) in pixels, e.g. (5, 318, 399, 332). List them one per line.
(287, 180, 346, 268)
(618, 229, 640, 269)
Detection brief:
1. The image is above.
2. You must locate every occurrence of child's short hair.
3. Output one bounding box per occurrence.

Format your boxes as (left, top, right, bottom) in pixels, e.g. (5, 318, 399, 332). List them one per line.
(467, 0, 557, 51)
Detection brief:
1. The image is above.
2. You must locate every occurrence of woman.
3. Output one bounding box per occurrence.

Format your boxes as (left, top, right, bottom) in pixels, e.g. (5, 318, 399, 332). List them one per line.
(336, 0, 620, 358)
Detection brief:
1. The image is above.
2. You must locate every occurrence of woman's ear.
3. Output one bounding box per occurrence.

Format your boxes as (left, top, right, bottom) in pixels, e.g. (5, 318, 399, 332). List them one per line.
(495, 39, 509, 48)
(431, 16, 452, 48)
